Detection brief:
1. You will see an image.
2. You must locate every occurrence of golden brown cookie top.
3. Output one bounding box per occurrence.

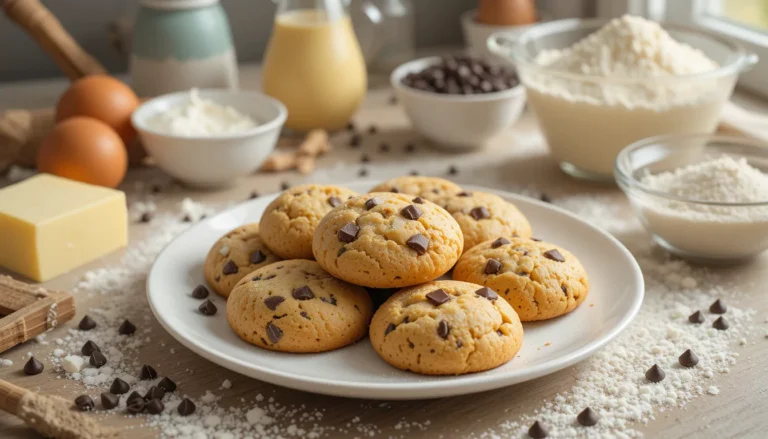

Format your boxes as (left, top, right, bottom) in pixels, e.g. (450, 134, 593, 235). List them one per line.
(369, 176, 462, 202)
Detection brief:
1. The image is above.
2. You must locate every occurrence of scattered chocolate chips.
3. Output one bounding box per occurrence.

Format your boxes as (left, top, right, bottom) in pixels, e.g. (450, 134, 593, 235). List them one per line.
(528, 420, 549, 438)
(182, 214, 192, 223)
(530, 237, 541, 242)
(709, 299, 727, 314)
(140, 364, 158, 380)
(368, 125, 378, 134)
(409, 170, 419, 176)
(491, 237, 510, 248)
(139, 212, 154, 223)
(178, 398, 196, 416)
(390, 187, 400, 193)
(448, 165, 458, 175)
(151, 184, 162, 194)
(250, 250, 266, 264)
(361, 153, 370, 163)
(126, 397, 145, 415)
(437, 320, 450, 339)
(144, 386, 165, 401)
(300, 311, 311, 320)
(412, 197, 425, 204)
(90, 351, 107, 368)
(457, 191, 472, 197)
(266, 322, 283, 344)
(23, 356, 44, 375)
(78, 315, 97, 330)
(713, 316, 729, 330)
(119, 319, 137, 335)
(101, 392, 119, 410)
(222, 260, 238, 275)
(365, 197, 382, 210)
(645, 364, 665, 383)
(426, 289, 451, 306)
(127, 391, 143, 404)
(158, 377, 177, 392)
(264, 296, 285, 311)
(249, 191, 259, 199)
(349, 134, 361, 148)
(328, 196, 342, 207)
(110, 377, 130, 395)
(338, 222, 360, 243)
(191, 284, 209, 299)
(405, 143, 416, 153)
(561, 285, 568, 295)
(679, 349, 699, 367)
(485, 259, 502, 275)
(81, 340, 101, 356)
(358, 168, 368, 177)
(688, 310, 705, 324)
(280, 182, 290, 191)
(146, 398, 165, 415)
(406, 234, 429, 255)
(543, 249, 565, 262)
(379, 143, 390, 153)
(577, 407, 599, 426)
(475, 287, 498, 301)
(401, 205, 422, 220)
(540, 193, 552, 203)
(199, 300, 218, 316)
(402, 54, 519, 95)
(385, 323, 396, 336)
(389, 95, 397, 105)
(74, 394, 95, 411)
(292, 286, 315, 300)
(346, 122, 356, 131)
(470, 206, 490, 220)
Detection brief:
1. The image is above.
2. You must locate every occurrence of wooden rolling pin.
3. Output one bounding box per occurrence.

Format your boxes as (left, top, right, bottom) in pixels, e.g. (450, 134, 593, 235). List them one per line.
(2, 0, 107, 80)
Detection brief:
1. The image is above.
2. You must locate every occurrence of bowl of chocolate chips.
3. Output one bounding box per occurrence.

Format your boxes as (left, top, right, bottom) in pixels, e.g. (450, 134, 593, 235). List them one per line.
(391, 55, 525, 149)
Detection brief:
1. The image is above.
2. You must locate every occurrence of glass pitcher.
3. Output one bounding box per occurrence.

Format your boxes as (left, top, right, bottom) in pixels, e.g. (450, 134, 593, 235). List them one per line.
(262, 0, 367, 132)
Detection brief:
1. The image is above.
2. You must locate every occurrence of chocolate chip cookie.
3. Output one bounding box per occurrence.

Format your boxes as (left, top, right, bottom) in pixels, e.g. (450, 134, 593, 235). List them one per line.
(452, 237, 589, 321)
(312, 192, 463, 288)
(260, 184, 359, 260)
(369, 280, 524, 375)
(226, 260, 373, 353)
(369, 176, 462, 202)
(436, 191, 532, 252)
(204, 223, 281, 297)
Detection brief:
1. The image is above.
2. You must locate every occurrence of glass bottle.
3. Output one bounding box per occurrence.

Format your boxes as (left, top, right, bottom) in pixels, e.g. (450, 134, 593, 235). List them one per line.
(352, 0, 415, 74)
(262, 0, 367, 132)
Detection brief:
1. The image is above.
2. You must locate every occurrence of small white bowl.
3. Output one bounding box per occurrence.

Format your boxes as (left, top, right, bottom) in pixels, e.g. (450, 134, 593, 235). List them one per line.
(132, 89, 287, 187)
(391, 56, 526, 150)
(461, 9, 542, 62)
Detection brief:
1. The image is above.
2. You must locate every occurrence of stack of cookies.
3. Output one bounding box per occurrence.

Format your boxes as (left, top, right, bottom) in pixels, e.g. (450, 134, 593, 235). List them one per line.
(203, 176, 589, 376)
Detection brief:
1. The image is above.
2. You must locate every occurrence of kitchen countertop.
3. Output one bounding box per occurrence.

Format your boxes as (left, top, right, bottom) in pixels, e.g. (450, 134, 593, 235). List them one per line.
(1, 65, 767, 438)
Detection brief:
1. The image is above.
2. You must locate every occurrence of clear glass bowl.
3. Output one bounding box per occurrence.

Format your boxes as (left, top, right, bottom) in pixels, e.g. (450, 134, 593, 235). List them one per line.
(488, 18, 758, 182)
(615, 133, 768, 263)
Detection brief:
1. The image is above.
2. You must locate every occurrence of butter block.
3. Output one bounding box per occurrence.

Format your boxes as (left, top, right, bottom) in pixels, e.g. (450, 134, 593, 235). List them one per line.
(0, 174, 127, 282)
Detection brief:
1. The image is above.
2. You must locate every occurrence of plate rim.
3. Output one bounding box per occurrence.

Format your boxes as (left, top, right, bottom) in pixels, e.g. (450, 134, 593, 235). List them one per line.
(147, 182, 644, 399)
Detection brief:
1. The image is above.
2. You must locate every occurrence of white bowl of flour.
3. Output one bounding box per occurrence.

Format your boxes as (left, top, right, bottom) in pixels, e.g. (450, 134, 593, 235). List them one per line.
(616, 134, 768, 262)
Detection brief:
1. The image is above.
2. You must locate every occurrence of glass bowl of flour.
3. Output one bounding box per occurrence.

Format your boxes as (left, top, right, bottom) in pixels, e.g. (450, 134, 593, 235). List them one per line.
(488, 15, 757, 182)
(615, 133, 768, 262)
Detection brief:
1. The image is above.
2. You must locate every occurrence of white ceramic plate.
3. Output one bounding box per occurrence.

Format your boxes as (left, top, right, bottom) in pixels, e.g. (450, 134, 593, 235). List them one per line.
(147, 183, 644, 400)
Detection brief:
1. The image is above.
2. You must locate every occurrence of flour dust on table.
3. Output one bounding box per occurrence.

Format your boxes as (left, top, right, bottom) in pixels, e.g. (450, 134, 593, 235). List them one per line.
(28, 188, 756, 438)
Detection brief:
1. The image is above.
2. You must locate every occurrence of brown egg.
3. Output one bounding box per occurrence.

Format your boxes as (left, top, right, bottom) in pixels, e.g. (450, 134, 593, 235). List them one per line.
(56, 75, 140, 145)
(37, 117, 127, 188)
(477, 0, 536, 26)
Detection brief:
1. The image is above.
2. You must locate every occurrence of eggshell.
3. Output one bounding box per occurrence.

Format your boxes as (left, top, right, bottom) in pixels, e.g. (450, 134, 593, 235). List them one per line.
(56, 75, 140, 145)
(477, 0, 536, 26)
(37, 117, 127, 188)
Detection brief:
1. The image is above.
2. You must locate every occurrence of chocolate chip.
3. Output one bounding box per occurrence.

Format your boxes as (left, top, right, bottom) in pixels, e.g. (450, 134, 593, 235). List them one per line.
(199, 299, 217, 316)
(401, 205, 422, 220)
(320, 295, 337, 306)
(577, 407, 599, 426)
(491, 237, 510, 248)
(23, 356, 43, 375)
(90, 351, 107, 368)
(146, 398, 165, 415)
(405, 143, 416, 153)
(358, 168, 368, 177)
(361, 153, 370, 163)
(390, 187, 400, 193)
(81, 340, 101, 356)
(249, 191, 259, 199)
(328, 196, 342, 207)
(437, 321, 450, 339)
(292, 286, 315, 300)
(365, 197, 382, 210)
(385, 323, 396, 336)
(267, 323, 283, 343)
(78, 315, 97, 330)
(409, 170, 419, 176)
(426, 289, 451, 306)
(280, 182, 290, 191)
(448, 165, 458, 175)
(389, 95, 398, 105)
(412, 197, 425, 204)
(182, 214, 192, 222)
(540, 194, 552, 203)
(456, 340, 463, 348)
(346, 122, 356, 131)
(543, 249, 565, 262)
(679, 349, 699, 367)
(496, 329, 504, 336)
(74, 394, 94, 411)
(139, 212, 154, 223)
(368, 125, 377, 134)
(406, 234, 429, 255)
(476, 287, 498, 301)
(349, 134, 361, 147)
(300, 311, 311, 320)
(250, 250, 266, 264)
(158, 377, 177, 392)
(264, 295, 285, 311)
(530, 237, 541, 242)
(191, 285, 209, 299)
(151, 184, 162, 194)
(379, 143, 390, 153)
(485, 259, 502, 275)
(645, 364, 665, 382)
(127, 391, 143, 404)
(457, 191, 472, 197)
(561, 285, 568, 295)
(101, 392, 119, 410)
(469, 206, 490, 220)
(140, 364, 158, 380)
(144, 386, 165, 401)
(338, 247, 347, 256)
(688, 310, 705, 324)
(528, 420, 549, 438)
(119, 319, 136, 335)
(126, 398, 145, 415)
(110, 377, 130, 395)
(713, 316, 729, 330)
(222, 260, 238, 275)
(709, 299, 727, 314)
(338, 222, 360, 243)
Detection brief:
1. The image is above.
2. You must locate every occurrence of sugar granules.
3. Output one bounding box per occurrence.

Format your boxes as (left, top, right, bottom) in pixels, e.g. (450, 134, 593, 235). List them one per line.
(41, 193, 757, 438)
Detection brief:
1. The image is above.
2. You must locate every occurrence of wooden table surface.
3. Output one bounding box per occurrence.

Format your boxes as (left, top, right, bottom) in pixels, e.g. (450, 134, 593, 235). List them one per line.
(1, 67, 767, 438)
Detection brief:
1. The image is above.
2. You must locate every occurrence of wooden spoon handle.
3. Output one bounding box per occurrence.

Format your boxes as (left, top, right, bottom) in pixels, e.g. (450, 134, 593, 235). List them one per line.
(2, 0, 107, 80)
(0, 379, 28, 415)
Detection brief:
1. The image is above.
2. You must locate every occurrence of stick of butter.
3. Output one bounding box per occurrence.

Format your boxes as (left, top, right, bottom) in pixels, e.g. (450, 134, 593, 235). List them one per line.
(0, 173, 127, 282)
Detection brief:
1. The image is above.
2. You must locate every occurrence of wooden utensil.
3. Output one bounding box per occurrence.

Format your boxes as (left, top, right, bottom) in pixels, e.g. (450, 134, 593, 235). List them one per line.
(0, 379, 118, 438)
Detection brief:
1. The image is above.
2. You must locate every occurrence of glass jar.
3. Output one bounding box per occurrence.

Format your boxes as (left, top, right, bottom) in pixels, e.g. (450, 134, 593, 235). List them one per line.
(352, 0, 415, 73)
